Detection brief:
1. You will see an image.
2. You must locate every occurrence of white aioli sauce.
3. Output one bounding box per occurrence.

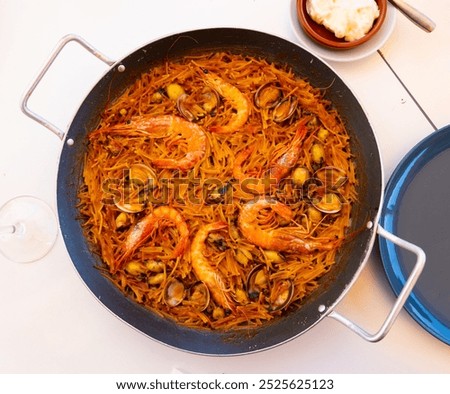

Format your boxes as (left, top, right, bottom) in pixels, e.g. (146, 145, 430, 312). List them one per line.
(306, 0, 380, 42)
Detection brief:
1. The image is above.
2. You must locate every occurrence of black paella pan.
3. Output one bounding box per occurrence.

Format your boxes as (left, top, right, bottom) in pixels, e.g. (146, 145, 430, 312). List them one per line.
(21, 28, 425, 355)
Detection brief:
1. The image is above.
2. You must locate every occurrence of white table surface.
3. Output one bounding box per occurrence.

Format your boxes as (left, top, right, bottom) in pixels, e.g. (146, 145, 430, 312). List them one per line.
(0, 0, 449, 374)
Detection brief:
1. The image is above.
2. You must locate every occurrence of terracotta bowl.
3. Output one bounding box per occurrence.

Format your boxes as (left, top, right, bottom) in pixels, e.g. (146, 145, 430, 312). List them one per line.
(297, 0, 387, 50)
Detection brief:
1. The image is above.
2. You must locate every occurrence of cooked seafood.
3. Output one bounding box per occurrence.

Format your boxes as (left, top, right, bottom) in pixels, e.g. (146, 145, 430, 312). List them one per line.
(238, 198, 339, 253)
(199, 68, 250, 134)
(91, 114, 207, 171)
(232, 120, 308, 194)
(78, 52, 357, 330)
(115, 206, 189, 272)
(190, 222, 235, 311)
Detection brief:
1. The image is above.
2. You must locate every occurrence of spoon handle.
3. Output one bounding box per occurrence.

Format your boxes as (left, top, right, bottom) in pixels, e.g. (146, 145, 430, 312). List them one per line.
(389, 0, 436, 32)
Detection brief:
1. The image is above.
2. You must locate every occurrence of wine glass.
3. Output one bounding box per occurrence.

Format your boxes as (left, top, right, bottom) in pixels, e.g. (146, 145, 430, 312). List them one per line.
(0, 196, 58, 263)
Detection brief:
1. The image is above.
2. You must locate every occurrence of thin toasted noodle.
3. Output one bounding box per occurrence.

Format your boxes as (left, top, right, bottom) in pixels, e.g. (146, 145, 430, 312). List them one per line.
(78, 52, 358, 330)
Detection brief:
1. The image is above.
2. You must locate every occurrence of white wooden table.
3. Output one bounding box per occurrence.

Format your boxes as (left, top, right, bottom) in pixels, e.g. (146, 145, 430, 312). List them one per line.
(0, 0, 449, 374)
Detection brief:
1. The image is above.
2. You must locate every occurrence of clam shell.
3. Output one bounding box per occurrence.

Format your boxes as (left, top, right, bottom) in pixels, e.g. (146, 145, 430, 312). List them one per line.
(254, 82, 282, 109)
(269, 279, 294, 311)
(246, 264, 269, 300)
(188, 282, 210, 311)
(311, 192, 342, 214)
(272, 96, 298, 123)
(163, 278, 186, 307)
(314, 166, 347, 189)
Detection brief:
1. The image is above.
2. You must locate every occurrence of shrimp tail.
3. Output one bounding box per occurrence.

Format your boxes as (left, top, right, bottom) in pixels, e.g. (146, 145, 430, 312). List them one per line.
(270, 229, 339, 254)
(269, 119, 308, 181)
(190, 221, 236, 311)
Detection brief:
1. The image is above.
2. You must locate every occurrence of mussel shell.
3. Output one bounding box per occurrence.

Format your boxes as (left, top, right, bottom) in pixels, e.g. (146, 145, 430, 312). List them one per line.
(188, 282, 210, 311)
(163, 278, 186, 307)
(269, 279, 294, 311)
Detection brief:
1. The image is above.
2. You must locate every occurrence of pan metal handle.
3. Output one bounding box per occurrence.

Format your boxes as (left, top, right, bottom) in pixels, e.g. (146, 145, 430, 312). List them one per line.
(20, 34, 116, 140)
(326, 224, 425, 342)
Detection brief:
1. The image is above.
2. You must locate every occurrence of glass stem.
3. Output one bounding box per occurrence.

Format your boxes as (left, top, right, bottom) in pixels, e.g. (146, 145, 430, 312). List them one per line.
(0, 224, 17, 234)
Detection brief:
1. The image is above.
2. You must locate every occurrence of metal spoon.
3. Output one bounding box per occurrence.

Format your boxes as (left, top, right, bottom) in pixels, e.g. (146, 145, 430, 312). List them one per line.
(389, 0, 436, 32)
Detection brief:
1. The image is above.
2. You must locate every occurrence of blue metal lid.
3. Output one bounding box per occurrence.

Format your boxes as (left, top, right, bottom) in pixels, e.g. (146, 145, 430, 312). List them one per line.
(379, 124, 450, 345)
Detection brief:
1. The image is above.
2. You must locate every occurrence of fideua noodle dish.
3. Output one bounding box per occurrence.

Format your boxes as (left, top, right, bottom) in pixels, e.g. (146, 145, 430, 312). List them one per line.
(78, 52, 358, 330)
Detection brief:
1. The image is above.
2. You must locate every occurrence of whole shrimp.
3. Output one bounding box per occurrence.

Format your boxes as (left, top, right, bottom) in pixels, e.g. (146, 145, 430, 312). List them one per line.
(233, 121, 308, 194)
(91, 115, 207, 171)
(238, 198, 339, 254)
(115, 206, 189, 272)
(269, 119, 308, 181)
(190, 222, 235, 311)
(200, 68, 250, 134)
